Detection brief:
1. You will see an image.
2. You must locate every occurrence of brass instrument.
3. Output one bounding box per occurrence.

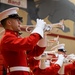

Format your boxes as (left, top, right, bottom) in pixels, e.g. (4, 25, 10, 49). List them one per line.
(25, 19, 64, 33)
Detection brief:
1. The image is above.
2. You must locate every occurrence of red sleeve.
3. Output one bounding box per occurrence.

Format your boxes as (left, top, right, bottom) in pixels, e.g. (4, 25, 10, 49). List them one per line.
(1, 33, 41, 51)
(27, 57, 39, 70)
(45, 64, 60, 75)
(27, 45, 46, 57)
(65, 63, 73, 75)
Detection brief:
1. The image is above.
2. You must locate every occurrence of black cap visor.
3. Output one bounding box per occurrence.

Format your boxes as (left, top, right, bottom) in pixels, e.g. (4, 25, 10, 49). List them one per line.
(58, 49, 66, 52)
(8, 14, 23, 22)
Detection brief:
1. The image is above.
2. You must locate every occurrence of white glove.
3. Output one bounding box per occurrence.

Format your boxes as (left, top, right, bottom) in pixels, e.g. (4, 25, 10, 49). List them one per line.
(31, 19, 46, 38)
(39, 59, 46, 69)
(39, 59, 50, 69)
(36, 19, 46, 29)
(37, 34, 47, 47)
(55, 54, 65, 67)
(34, 55, 41, 60)
(39, 54, 49, 69)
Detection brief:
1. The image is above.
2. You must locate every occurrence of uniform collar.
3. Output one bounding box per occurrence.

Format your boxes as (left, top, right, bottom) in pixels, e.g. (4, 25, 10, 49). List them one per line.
(5, 29, 22, 36)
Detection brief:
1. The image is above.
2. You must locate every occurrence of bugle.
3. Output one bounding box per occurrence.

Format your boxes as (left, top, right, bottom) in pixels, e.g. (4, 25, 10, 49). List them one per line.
(25, 19, 64, 33)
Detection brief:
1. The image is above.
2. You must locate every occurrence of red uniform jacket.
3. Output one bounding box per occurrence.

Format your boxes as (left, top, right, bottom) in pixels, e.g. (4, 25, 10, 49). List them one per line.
(33, 64, 60, 75)
(64, 61, 75, 75)
(27, 57, 39, 71)
(0, 30, 45, 75)
(27, 57, 40, 75)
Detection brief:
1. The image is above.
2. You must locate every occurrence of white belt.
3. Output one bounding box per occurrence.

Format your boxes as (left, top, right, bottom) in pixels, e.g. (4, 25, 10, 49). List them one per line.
(9, 66, 30, 72)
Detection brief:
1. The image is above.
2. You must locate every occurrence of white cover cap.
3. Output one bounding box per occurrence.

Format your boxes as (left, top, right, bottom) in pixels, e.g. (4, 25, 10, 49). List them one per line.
(0, 7, 19, 21)
(51, 44, 66, 52)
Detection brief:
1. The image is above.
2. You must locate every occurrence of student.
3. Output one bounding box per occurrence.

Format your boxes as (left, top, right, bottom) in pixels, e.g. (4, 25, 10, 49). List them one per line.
(0, 7, 47, 75)
(33, 52, 65, 75)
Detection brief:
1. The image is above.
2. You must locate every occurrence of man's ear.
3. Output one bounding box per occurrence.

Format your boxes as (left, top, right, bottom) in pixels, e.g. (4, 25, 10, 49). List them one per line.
(6, 19, 11, 26)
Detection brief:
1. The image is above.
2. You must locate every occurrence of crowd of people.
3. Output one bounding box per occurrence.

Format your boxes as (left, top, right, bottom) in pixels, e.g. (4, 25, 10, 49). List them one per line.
(0, 7, 75, 75)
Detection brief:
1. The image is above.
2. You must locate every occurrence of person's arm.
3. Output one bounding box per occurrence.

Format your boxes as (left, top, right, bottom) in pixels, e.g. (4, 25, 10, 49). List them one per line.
(33, 54, 60, 75)
(27, 33, 47, 57)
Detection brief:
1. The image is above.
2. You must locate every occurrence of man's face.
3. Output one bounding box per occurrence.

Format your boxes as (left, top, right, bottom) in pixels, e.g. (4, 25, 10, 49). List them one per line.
(7, 18, 22, 32)
(58, 51, 66, 56)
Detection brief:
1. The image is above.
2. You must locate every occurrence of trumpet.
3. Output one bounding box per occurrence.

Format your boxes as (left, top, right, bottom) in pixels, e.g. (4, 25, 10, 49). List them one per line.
(20, 19, 64, 33)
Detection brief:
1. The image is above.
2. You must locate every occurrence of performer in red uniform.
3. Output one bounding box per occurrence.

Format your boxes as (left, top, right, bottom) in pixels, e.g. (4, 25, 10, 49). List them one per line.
(31, 44, 66, 75)
(0, 7, 48, 75)
(49, 43, 67, 75)
(33, 53, 65, 75)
